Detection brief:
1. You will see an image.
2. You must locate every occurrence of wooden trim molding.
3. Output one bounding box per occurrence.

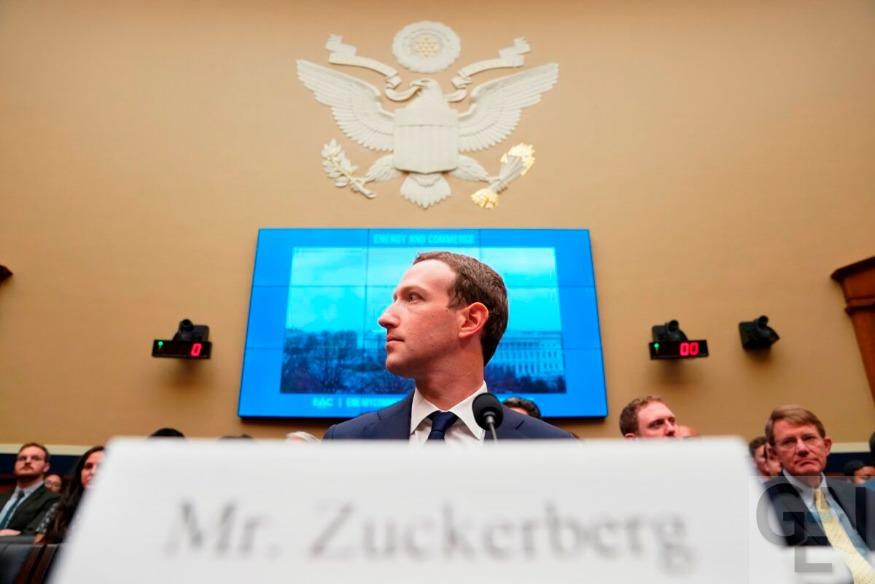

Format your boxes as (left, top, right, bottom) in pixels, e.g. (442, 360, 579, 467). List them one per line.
(831, 256, 875, 402)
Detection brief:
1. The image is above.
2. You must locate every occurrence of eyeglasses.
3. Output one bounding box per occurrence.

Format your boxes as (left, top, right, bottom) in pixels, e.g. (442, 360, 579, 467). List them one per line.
(774, 434, 822, 452)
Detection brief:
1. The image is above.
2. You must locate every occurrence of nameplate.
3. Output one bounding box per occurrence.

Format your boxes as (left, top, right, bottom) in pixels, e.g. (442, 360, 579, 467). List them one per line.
(53, 438, 796, 583)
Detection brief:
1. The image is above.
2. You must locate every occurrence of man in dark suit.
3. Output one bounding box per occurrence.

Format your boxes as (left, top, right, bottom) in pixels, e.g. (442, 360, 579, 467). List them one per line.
(762, 405, 874, 579)
(324, 251, 572, 442)
(0, 442, 60, 536)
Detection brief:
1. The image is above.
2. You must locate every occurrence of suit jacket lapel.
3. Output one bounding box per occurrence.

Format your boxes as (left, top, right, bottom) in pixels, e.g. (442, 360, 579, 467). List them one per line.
(770, 477, 827, 545)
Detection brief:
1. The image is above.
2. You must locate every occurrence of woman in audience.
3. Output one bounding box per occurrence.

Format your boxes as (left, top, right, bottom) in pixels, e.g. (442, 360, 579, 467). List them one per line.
(35, 445, 104, 543)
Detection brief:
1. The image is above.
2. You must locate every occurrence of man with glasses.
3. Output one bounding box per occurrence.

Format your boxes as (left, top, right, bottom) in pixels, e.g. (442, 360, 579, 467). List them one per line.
(763, 406, 874, 579)
(0, 442, 60, 536)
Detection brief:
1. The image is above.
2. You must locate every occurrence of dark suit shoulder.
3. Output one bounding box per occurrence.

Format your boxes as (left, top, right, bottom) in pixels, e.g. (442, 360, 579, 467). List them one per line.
(7, 485, 59, 533)
(499, 407, 575, 439)
(324, 410, 385, 440)
(323, 395, 412, 440)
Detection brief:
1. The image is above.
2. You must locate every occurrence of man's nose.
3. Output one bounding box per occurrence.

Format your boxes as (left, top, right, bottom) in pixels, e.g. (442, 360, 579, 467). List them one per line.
(377, 304, 398, 329)
(665, 421, 677, 436)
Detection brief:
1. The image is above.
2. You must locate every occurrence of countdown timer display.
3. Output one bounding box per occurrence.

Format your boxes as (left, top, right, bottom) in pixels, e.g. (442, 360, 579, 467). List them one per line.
(649, 340, 709, 360)
(152, 340, 212, 359)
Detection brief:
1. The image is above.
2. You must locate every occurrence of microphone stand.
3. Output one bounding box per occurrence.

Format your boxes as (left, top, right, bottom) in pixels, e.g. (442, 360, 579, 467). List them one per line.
(484, 413, 499, 441)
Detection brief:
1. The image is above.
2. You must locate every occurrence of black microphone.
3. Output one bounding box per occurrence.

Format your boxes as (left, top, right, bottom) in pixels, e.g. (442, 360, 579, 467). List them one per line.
(473, 393, 504, 441)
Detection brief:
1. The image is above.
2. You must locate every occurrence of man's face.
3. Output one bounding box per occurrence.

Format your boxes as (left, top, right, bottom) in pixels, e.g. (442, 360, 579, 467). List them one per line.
(753, 444, 782, 477)
(854, 465, 875, 486)
(14, 446, 49, 481)
(634, 402, 678, 438)
(378, 260, 465, 378)
(770, 420, 831, 478)
(753, 445, 771, 476)
(44, 474, 62, 493)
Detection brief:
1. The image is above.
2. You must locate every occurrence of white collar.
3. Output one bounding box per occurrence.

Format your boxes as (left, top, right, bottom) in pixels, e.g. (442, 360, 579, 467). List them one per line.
(782, 470, 827, 509)
(409, 381, 488, 439)
(15, 480, 44, 498)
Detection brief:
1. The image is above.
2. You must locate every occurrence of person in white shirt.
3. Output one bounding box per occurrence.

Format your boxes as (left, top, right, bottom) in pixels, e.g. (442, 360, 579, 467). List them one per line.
(762, 405, 874, 579)
(324, 251, 572, 442)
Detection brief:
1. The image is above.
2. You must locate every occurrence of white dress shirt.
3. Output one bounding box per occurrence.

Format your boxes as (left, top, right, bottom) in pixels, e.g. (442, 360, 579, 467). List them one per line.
(409, 382, 488, 444)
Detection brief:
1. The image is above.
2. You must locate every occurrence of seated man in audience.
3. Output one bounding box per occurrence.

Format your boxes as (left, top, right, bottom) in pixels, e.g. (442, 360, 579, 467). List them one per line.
(324, 251, 572, 441)
(619, 396, 679, 439)
(763, 405, 874, 577)
(749, 435, 781, 479)
(502, 396, 542, 419)
(0, 442, 60, 536)
(43, 473, 63, 494)
(853, 464, 875, 488)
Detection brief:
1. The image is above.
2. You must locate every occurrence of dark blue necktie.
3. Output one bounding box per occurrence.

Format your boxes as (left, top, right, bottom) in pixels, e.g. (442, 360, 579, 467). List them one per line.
(427, 411, 458, 441)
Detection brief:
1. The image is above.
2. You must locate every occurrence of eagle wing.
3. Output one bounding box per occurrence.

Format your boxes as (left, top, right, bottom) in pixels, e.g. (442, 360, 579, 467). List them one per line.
(457, 63, 558, 153)
(297, 60, 395, 152)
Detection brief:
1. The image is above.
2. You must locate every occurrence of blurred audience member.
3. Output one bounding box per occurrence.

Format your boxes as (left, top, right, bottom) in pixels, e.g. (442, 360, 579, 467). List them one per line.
(286, 431, 320, 443)
(620, 396, 678, 439)
(844, 460, 865, 482)
(853, 465, 875, 487)
(38, 446, 104, 543)
(676, 424, 699, 438)
(749, 436, 781, 479)
(502, 396, 542, 419)
(149, 427, 185, 438)
(0, 442, 59, 536)
(43, 474, 63, 494)
(219, 434, 254, 440)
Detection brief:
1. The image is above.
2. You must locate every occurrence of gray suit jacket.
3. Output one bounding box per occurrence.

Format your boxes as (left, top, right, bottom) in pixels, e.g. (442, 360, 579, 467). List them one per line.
(763, 474, 875, 550)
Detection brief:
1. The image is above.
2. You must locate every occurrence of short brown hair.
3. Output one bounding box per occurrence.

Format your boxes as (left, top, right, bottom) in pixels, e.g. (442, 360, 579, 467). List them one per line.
(18, 442, 50, 462)
(748, 436, 767, 457)
(414, 251, 508, 364)
(764, 405, 826, 446)
(619, 396, 665, 436)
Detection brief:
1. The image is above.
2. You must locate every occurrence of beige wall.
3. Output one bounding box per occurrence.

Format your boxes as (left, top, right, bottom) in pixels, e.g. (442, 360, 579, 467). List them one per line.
(1, 0, 873, 446)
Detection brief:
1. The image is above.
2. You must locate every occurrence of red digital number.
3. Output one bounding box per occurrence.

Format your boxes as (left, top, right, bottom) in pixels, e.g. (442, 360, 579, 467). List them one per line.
(689, 342, 699, 356)
(680, 342, 690, 357)
(190, 343, 202, 357)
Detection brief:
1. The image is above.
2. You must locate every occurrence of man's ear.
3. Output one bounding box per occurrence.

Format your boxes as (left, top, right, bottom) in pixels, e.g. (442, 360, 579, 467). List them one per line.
(823, 436, 832, 455)
(458, 302, 488, 339)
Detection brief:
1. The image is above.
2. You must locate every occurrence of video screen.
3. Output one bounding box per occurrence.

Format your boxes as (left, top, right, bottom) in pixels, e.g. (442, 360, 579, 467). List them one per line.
(239, 228, 607, 419)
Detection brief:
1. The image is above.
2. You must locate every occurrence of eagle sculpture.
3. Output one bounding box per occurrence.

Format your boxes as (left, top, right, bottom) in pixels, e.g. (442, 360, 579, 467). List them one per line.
(297, 60, 558, 208)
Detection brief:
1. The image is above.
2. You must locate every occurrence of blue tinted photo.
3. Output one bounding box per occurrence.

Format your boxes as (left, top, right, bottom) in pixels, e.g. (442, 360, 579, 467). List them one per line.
(280, 247, 567, 394)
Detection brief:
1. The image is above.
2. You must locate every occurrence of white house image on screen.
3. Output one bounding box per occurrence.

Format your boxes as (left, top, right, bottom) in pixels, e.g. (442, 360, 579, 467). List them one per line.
(489, 331, 564, 381)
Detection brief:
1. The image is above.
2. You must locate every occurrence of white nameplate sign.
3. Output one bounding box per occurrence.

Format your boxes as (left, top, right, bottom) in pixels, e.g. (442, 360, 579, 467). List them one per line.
(53, 438, 797, 583)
